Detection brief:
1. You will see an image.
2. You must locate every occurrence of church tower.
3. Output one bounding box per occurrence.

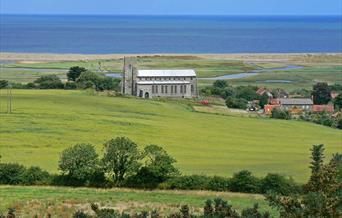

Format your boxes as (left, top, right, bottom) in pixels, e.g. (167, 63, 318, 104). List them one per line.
(122, 57, 137, 95)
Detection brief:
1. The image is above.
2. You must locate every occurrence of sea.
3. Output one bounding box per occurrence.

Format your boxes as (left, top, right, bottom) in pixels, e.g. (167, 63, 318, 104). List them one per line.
(0, 15, 341, 54)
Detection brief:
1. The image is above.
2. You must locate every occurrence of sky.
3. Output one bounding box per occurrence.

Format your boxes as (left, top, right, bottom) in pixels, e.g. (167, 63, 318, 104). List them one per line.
(1, 0, 341, 16)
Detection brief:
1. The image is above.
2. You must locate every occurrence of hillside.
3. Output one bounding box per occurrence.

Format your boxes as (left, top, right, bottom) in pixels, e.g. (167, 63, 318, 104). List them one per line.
(0, 90, 341, 182)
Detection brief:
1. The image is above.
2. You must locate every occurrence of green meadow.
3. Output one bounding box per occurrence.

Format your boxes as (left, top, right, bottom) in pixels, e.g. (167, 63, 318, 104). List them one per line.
(2, 55, 341, 91)
(0, 186, 275, 217)
(0, 90, 340, 182)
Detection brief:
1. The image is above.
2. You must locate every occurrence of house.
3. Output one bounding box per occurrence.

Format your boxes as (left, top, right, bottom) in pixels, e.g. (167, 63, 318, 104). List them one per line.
(122, 57, 198, 99)
(256, 87, 273, 98)
(277, 98, 313, 111)
(312, 105, 334, 113)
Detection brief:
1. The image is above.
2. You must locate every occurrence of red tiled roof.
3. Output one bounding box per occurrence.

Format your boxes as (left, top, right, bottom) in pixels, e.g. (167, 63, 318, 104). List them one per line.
(312, 105, 334, 113)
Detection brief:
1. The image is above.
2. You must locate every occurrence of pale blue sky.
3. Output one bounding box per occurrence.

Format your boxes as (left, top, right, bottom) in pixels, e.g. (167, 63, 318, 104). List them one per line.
(1, 0, 341, 16)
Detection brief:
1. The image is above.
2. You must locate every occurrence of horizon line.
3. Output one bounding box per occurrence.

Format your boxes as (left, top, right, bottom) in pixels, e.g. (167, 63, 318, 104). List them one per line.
(1, 13, 342, 17)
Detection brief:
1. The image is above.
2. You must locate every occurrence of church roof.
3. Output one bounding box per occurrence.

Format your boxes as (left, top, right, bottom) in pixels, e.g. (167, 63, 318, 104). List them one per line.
(137, 81, 190, 85)
(137, 69, 196, 77)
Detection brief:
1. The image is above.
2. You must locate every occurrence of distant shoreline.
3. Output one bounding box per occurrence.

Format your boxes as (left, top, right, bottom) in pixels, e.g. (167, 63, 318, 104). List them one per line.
(1, 52, 341, 62)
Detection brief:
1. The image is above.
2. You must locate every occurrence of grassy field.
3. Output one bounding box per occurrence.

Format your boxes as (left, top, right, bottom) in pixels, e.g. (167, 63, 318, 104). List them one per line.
(227, 65, 342, 90)
(0, 186, 275, 217)
(2, 54, 341, 91)
(1, 56, 258, 81)
(0, 90, 341, 182)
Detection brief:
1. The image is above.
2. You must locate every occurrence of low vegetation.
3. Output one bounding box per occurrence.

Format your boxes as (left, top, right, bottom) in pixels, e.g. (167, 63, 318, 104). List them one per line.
(1, 144, 340, 217)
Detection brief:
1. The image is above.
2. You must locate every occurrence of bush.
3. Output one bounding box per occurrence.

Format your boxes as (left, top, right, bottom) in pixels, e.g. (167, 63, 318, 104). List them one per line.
(229, 170, 261, 193)
(64, 82, 77, 90)
(271, 108, 291, 120)
(0, 163, 26, 185)
(260, 173, 301, 195)
(34, 75, 64, 89)
(161, 175, 211, 190)
(225, 97, 248, 109)
(21, 166, 51, 185)
(206, 176, 230, 191)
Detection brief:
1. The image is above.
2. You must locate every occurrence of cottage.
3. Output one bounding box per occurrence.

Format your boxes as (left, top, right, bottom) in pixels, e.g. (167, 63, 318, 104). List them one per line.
(278, 98, 313, 111)
(122, 57, 198, 99)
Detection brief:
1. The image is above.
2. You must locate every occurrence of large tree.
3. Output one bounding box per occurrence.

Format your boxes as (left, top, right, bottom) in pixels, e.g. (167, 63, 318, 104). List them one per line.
(312, 82, 331, 104)
(67, 66, 87, 81)
(58, 143, 99, 182)
(102, 137, 141, 185)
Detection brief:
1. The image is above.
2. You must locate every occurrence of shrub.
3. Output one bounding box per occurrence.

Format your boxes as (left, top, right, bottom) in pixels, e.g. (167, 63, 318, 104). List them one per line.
(260, 173, 301, 195)
(21, 166, 51, 185)
(161, 175, 211, 190)
(213, 80, 228, 89)
(225, 97, 248, 109)
(229, 170, 261, 193)
(64, 82, 77, 90)
(0, 163, 26, 185)
(206, 176, 230, 192)
(34, 75, 64, 89)
(271, 108, 291, 120)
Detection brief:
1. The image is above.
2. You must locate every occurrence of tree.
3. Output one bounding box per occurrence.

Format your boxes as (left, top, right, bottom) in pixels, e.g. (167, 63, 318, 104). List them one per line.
(312, 82, 331, 104)
(334, 93, 342, 110)
(34, 75, 64, 89)
(213, 80, 228, 89)
(76, 71, 99, 89)
(58, 143, 99, 183)
(235, 86, 258, 101)
(102, 137, 141, 185)
(308, 144, 324, 189)
(258, 93, 269, 109)
(330, 153, 342, 181)
(67, 66, 87, 81)
(127, 145, 179, 188)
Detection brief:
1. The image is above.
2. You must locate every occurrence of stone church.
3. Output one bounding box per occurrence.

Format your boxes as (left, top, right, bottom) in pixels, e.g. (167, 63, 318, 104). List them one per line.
(122, 57, 198, 99)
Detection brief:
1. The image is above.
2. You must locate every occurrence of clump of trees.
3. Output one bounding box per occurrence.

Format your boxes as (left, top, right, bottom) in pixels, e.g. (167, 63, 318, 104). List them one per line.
(201, 80, 265, 110)
(266, 144, 342, 217)
(2, 66, 121, 91)
(57, 137, 178, 188)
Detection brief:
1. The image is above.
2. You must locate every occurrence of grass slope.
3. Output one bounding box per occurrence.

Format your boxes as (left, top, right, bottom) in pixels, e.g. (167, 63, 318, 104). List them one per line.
(0, 186, 275, 217)
(0, 90, 341, 182)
